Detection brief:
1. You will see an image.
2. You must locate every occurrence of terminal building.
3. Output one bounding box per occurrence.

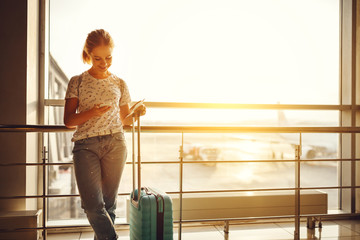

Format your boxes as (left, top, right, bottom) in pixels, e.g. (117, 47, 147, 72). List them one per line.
(1, 0, 360, 239)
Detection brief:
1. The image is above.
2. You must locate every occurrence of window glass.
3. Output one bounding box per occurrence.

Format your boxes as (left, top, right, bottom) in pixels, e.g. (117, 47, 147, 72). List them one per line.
(47, 0, 342, 225)
(49, 0, 339, 104)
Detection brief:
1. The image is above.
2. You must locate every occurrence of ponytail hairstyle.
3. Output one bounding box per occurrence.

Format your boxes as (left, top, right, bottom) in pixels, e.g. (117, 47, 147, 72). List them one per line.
(82, 29, 114, 64)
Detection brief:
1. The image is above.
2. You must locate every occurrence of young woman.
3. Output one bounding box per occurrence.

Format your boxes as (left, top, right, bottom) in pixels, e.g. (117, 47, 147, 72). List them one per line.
(64, 29, 145, 240)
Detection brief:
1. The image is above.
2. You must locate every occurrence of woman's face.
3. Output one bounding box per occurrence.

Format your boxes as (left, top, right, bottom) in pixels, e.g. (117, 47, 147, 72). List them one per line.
(90, 45, 113, 73)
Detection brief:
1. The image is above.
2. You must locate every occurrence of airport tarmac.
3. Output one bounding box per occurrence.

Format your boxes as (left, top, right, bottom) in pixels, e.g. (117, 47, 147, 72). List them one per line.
(48, 132, 340, 221)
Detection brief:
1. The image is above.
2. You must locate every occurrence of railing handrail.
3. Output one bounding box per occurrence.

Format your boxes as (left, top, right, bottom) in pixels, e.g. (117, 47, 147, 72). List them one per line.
(1, 124, 360, 133)
(44, 99, 360, 110)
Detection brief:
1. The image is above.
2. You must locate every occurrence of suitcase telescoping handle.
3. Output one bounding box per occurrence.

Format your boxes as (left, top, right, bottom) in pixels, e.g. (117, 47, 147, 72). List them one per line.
(131, 112, 141, 207)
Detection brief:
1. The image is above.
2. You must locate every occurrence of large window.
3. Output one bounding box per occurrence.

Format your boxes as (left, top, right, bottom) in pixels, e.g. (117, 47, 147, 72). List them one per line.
(49, 0, 339, 104)
(47, 0, 341, 225)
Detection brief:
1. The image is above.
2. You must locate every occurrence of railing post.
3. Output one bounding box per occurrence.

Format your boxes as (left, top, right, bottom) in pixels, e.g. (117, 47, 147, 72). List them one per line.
(294, 144, 301, 240)
(224, 220, 229, 240)
(132, 116, 136, 198)
(178, 132, 184, 240)
(42, 145, 48, 240)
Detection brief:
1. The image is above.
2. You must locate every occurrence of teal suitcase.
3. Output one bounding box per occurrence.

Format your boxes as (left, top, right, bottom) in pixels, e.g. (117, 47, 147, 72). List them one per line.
(129, 115, 173, 240)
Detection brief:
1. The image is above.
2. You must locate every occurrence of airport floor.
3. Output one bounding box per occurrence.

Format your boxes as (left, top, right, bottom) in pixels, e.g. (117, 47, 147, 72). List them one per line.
(46, 219, 360, 240)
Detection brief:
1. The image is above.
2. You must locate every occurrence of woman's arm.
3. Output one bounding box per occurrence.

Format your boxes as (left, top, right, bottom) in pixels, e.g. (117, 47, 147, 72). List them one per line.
(120, 104, 134, 126)
(63, 98, 110, 128)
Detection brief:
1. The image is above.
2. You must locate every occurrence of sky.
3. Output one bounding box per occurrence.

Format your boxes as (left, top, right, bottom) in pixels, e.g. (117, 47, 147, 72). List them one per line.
(50, 0, 339, 103)
(49, 0, 340, 124)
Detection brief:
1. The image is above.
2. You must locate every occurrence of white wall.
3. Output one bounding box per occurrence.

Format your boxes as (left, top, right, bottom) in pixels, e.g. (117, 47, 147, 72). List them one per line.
(26, 0, 40, 211)
(0, 0, 40, 211)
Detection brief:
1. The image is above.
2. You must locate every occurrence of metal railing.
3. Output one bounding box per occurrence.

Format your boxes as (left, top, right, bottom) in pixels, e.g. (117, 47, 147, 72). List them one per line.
(1, 124, 360, 240)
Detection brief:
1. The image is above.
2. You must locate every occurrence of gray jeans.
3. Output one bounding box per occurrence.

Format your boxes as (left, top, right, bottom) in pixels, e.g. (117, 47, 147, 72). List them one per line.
(72, 132, 127, 240)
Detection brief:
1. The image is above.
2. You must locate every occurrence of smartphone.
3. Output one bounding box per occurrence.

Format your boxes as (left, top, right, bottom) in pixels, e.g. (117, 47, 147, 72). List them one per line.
(99, 103, 110, 108)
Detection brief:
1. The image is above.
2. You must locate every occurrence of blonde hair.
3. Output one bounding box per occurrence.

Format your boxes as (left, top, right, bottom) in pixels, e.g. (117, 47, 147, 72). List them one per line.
(82, 29, 114, 64)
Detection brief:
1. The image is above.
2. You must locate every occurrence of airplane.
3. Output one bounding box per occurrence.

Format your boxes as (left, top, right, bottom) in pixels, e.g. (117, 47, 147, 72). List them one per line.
(226, 109, 338, 165)
(276, 109, 338, 162)
(183, 143, 222, 166)
(146, 108, 338, 167)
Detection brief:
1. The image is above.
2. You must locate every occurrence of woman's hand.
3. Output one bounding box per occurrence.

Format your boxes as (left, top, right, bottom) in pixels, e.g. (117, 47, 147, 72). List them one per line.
(129, 99, 146, 117)
(64, 100, 112, 128)
(90, 104, 111, 117)
(120, 102, 146, 126)
(133, 103, 146, 117)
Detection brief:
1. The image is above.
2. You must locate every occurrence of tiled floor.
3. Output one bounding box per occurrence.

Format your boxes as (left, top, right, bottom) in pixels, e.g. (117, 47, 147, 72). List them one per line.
(47, 219, 360, 240)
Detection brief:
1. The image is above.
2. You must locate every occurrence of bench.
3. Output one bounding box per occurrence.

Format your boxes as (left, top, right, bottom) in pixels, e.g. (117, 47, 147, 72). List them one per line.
(171, 190, 327, 232)
(0, 210, 42, 240)
(127, 190, 327, 233)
